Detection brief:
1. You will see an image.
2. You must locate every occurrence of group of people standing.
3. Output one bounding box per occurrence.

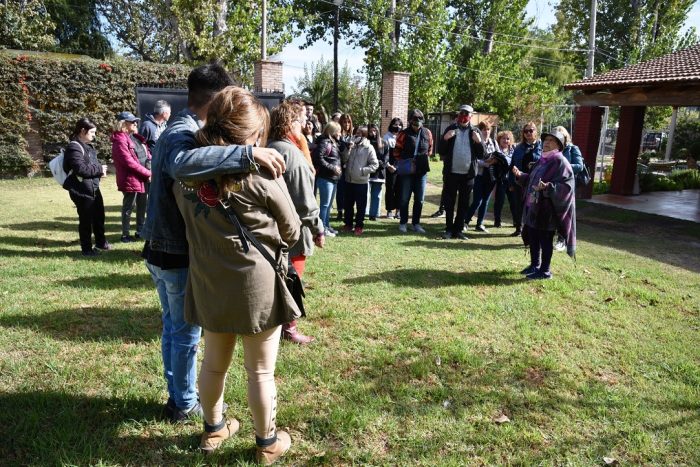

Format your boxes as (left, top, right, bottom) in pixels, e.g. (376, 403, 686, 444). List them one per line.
(60, 66, 580, 463)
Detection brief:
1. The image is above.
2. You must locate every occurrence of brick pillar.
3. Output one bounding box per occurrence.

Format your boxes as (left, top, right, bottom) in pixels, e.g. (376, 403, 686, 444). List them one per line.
(610, 106, 645, 195)
(572, 106, 603, 199)
(253, 60, 284, 93)
(380, 71, 410, 134)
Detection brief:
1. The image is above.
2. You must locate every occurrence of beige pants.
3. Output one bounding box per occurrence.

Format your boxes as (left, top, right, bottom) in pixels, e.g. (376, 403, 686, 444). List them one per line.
(199, 326, 282, 440)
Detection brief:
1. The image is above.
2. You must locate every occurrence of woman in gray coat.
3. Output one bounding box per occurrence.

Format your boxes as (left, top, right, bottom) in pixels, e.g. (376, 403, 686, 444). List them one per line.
(342, 126, 378, 235)
(268, 99, 326, 345)
(174, 86, 299, 464)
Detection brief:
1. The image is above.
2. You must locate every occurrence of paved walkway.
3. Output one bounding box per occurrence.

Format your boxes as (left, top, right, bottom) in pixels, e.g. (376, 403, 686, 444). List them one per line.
(586, 189, 700, 223)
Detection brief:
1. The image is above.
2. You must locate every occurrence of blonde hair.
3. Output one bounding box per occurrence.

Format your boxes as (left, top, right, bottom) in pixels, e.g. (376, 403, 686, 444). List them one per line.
(496, 130, 514, 148)
(554, 125, 571, 145)
(520, 121, 539, 144)
(112, 120, 133, 133)
(195, 86, 270, 196)
(323, 121, 341, 138)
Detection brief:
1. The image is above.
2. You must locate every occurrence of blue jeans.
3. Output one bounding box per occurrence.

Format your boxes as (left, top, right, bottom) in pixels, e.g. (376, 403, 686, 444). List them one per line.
(493, 178, 517, 226)
(399, 173, 427, 225)
(146, 262, 201, 410)
(316, 177, 337, 228)
(465, 174, 496, 226)
(368, 181, 383, 217)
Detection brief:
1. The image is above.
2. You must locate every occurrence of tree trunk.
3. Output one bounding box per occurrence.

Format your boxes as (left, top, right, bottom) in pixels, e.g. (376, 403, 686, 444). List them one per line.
(213, 0, 227, 37)
(483, 24, 494, 55)
(163, 0, 192, 61)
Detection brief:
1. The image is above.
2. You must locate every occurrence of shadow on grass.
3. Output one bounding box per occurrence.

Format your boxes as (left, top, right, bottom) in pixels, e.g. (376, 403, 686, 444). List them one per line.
(344, 267, 521, 287)
(0, 391, 258, 465)
(0, 306, 161, 343)
(56, 271, 153, 290)
(1, 219, 122, 233)
(0, 247, 145, 263)
(399, 238, 522, 251)
(0, 235, 77, 248)
(577, 202, 700, 273)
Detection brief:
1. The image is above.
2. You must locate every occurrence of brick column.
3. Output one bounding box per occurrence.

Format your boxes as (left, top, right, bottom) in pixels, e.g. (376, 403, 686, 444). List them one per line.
(254, 60, 284, 93)
(380, 71, 410, 134)
(610, 106, 645, 195)
(572, 106, 603, 199)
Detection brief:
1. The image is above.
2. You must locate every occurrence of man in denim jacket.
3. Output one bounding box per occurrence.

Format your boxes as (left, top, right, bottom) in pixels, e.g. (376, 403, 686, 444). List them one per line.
(141, 63, 285, 422)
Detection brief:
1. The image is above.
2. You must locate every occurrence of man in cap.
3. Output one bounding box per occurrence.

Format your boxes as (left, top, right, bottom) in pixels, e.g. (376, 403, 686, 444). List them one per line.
(393, 109, 434, 234)
(438, 104, 485, 239)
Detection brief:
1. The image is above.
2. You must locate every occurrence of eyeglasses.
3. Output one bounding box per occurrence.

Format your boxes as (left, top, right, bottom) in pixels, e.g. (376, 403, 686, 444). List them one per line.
(523, 128, 535, 134)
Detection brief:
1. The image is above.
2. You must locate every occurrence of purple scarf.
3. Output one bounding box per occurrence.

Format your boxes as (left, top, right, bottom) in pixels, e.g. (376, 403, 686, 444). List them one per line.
(520, 150, 576, 258)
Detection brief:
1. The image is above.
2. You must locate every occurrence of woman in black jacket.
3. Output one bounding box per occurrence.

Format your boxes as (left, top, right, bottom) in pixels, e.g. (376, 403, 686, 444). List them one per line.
(367, 123, 387, 220)
(63, 117, 110, 256)
(312, 121, 342, 237)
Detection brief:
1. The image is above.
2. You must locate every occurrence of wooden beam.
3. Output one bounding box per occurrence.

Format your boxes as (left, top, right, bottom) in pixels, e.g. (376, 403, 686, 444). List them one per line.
(573, 85, 700, 106)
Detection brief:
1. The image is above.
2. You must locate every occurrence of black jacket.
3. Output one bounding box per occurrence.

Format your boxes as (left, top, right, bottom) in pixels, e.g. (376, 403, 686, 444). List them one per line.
(438, 123, 485, 178)
(63, 140, 103, 199)
(369, 137, 388, 180)
(313, 135, 342, 182)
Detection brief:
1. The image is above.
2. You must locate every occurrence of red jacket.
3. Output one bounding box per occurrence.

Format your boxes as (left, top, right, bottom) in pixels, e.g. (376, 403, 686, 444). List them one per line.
(111, 132, 151, 193)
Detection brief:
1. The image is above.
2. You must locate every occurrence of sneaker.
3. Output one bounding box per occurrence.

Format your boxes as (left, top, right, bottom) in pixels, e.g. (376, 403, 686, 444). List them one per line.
(442, 231, 453, 239)
(453, 232, 468, 240)
(493, 222, 502, 228)
(386, 211, 395, 219)
(328, 226, 338, 234)
(167, 401, 203, 423)
(324, 228, 336, 238)
(200, 417, 240, 454)
(430, 209, 445, 218)
(368, 216, 376, 221)
(256, 430, 292, 466)
(464, 224, 470, 231)
(527, 270, 552, 280)
(510, 229, 522, 237)
(520, 265, 539, 275)
(412, 224, 426, 234)
(81, 248, 100, 257)
(342, 225, 353, 233)
(134, 232, 142, 240)
(398, 224, 407, 233)
(120, 235, 134, 243)
(354, 227, 363, 236)
(554, 240, 566, 252)
(95, 241, 112, 251)
(475, 224, 489, 233)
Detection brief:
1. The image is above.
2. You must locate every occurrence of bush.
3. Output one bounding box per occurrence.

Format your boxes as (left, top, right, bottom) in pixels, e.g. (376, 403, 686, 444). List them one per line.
(592, 180, 609, 195)
(0, 50, 190, 177)
(638, 169, 700, 192)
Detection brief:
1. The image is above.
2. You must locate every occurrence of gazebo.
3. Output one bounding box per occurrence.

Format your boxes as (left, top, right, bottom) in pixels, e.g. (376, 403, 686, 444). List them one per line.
(565, 44, 700, 198)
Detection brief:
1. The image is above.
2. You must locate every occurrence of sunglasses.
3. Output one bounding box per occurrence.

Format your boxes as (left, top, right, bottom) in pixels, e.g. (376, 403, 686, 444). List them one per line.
(523, 128, 535, 134)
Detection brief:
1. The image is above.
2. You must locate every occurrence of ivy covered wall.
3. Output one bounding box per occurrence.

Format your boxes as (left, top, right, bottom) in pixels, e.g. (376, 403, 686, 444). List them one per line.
(0, 50, 190, 177)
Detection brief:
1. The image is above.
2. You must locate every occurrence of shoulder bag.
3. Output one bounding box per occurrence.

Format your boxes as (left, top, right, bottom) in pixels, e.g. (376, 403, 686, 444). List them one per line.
(218, 198, 306, 317)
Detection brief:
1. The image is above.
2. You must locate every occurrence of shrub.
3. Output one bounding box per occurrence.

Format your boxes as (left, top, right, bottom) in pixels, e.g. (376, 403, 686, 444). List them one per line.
(0, 50, 189, 177)
(638, 169, 699, 192)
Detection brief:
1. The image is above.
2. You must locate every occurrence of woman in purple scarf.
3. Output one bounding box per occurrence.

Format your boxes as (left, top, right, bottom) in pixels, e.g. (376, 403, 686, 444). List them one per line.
(512, 130, 576, 280)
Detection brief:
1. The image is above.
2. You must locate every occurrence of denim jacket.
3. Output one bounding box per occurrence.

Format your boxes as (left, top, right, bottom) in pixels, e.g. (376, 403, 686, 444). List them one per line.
(508, 140, 542, 185)
(141, 109, 255, 255)
(562, 143, 584, 175)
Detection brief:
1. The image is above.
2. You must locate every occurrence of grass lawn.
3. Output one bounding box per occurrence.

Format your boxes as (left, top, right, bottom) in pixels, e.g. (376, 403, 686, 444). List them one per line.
(1, 167, 699, 466)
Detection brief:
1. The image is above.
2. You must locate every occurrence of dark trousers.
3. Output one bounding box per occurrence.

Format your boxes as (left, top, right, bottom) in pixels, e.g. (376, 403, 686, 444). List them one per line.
(465, 174, 496, 227)
(494, 178, 517, 226)
(385, 171, 400, 212)
(443, 173, 474, 234)
(122, 191, 147, 236)
(511, 184, 524, 229)
(344, 182, 369, 228)
(438, 171, 447, 211)
(529, 228, 555, 273)
(70, 189, 106, 252)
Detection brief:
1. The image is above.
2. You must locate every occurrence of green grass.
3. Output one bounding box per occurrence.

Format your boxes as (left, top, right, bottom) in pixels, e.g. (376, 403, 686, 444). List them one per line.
(1, 170, 699, 466)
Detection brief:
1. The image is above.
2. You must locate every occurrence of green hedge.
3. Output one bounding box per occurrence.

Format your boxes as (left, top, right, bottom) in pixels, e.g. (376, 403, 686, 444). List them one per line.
(639, 169, 700, 192)
(0, 51, 190, 177)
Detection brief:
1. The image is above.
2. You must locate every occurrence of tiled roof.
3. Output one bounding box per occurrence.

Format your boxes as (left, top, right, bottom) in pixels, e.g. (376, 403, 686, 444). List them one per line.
(564, 44, 700, 90)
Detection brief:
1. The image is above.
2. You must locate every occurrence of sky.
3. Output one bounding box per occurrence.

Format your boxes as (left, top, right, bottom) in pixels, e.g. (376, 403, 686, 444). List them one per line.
(273, 0, 700, 93)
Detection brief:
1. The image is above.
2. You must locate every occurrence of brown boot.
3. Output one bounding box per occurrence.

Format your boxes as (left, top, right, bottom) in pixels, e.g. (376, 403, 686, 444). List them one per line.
(256, 430, 291, 465)
(199, 417, 240, 454)
(282, 321, 315, 345)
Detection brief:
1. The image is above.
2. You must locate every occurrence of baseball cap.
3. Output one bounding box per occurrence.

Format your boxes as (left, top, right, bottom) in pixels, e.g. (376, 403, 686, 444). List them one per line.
(116, 111, 140, 123)
(458, 104, 474, 113)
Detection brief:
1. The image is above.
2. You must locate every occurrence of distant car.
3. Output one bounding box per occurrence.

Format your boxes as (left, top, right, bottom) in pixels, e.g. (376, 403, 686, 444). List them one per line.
(641, 132, 666, 152)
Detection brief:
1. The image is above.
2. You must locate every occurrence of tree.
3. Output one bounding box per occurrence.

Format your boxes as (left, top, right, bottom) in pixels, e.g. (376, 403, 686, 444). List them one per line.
(45, 0, 111, 57)
(0, 0, 56, 51)
(553, 0, 697, 73)
(98, 0, 297, 84)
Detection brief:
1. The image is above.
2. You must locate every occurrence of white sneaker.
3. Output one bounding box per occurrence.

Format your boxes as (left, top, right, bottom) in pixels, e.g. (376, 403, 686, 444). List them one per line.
(324, 228, 336, 238)
(554, 240, 566, 251)
(412, 224, 426, 234)
(398, 224, 407, 233)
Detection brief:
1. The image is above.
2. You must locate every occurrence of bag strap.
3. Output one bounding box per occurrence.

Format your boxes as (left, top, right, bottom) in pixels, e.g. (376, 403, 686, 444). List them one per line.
(413, 129, 422, 158)
(218, 198, 285, 276)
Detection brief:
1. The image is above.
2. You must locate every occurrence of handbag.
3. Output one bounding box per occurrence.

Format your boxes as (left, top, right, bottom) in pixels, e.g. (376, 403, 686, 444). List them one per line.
(396, 129, 423, 175)
(218, 199, 306, 317)
(576, 164, 591, 187)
